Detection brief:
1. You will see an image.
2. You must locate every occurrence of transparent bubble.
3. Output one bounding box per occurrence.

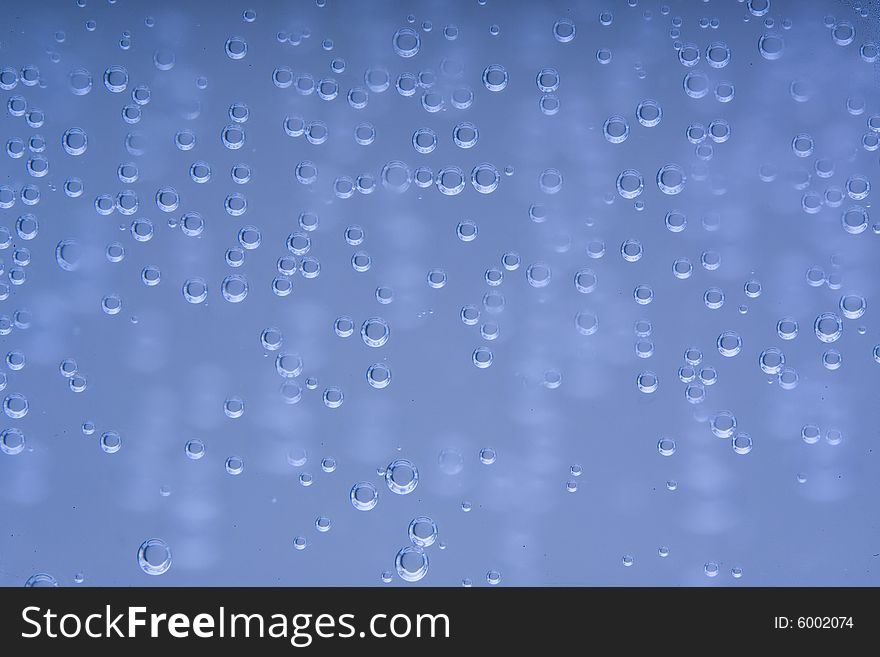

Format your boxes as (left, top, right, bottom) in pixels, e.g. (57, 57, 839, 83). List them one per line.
(841, 205, 869, 235)
(631, 283, 652, 305)
(25, 573, 58, 588)
(461, 305, 480, 326)
(636, 99, 662, 127)
(471, 163, 500, 194)
(603, 115, 629, 144)
(408, 516, 438, 547)
(673, 257, 693, 279)
(703, 287, 724, 310)
(0, 427, 25, 455)
(366, 363, 392, 389)
(350, 481, 378, 511)
(482, 64, 508, 91)
(100, 430, 121, 454)
(711, 411, 737, 438)
(621, 239, 643, 262)
(839, 293, 866, 319)
(657, 164, 686, 194)
(732, 433, 753, 455)
(716, 331, 742, 358)
(637, 371, 659, 393)
(822, 349, 842, 371)
(221, 123, 246, 151)
(814, 312, 842, 343)
(683, 71, 710, 98)
(61, 127, 88, 156)
(617, 169, 644, 199)
(574, 269, 598, 294)
(759, 33, 784, 60)
(185, 439, 205, 460)
(575, 311, 599, 336)
(526, 262, 551, 288)
(225, 456, 244, 475)
(707, 42, 731, 67)
(103, 65, 128, 92)
(472, 346, 493, 368)
(381, 160, 411, 192)
(101, 294, 122, 316)
(386, 458, 419, 494)
(393, 27, 420, 57)
(679, 42, 700, 67)
(137, 539, 172, 576)
(778, 367, 799, 390)
(758, 347, 785, 375)
(323, 386, 344, 408)
(182, 278, 208, 304)
(427, 269, 447, 288)
(395, 546, 428, 582)
(553, 17, 576, 42)
(275, 353, 303, 379)
(801, 424, 820, 445)
(658, 437, 676, 456)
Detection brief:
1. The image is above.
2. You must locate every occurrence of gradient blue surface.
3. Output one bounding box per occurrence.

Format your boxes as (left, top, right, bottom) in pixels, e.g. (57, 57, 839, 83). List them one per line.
(1, 0, 879, 586)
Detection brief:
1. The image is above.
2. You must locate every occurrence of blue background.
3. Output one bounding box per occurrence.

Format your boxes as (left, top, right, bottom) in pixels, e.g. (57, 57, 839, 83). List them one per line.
(0, 0, 879, 586)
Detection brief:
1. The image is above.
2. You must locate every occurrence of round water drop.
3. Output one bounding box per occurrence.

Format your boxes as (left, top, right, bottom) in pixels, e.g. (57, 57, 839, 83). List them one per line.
(617, 169, 644, 199)
(408, 517, 438, 547)
(322, 387, 344, 408)
(185, 439, 205, 460)
(225, 36, 247, 59)
(361, 317, 390, 347)
(223, 397, 244, 419)
(221, 275, 248, 303)
(575, 311, 599, 336)
(366, 363, 392, 389)
(814, 313, 842, 343)
(137, 539, 171, 576)
(603, 115, 629, 144)
(711, 411, 736, 438)
(759, 347, 785, 375)
(225, 456, 244, 475)
(657, 164, 686, 194)
(717, 331, 742, 357)
(839, 294, 866, 319)
(385, 459, 419, 494)
(395, 546, 428, 582)
(574, 269, 598, 294)
(553, 18, 576, 42)
(472, 164, 500, 194)
(732, 433, 753, 455)
(636, 99, 662, 127)
(25, 573, 58, 588)
(62, 127, 88, 156)
(759, 33, 784, 60)
(183, 278, 208, 304)
(472, 346, 493, 368)
(0, 427, 25, 455)
(350, 482, 379, 511)
(526, 262, 551, 288)
(393, 27, 420, 57)
(482, 64, 508, 91)
(658, 438, 676, 456)
(103, 65, 128, 92)
(637, 371, 659, 394)
(822, 349, 842, 370)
